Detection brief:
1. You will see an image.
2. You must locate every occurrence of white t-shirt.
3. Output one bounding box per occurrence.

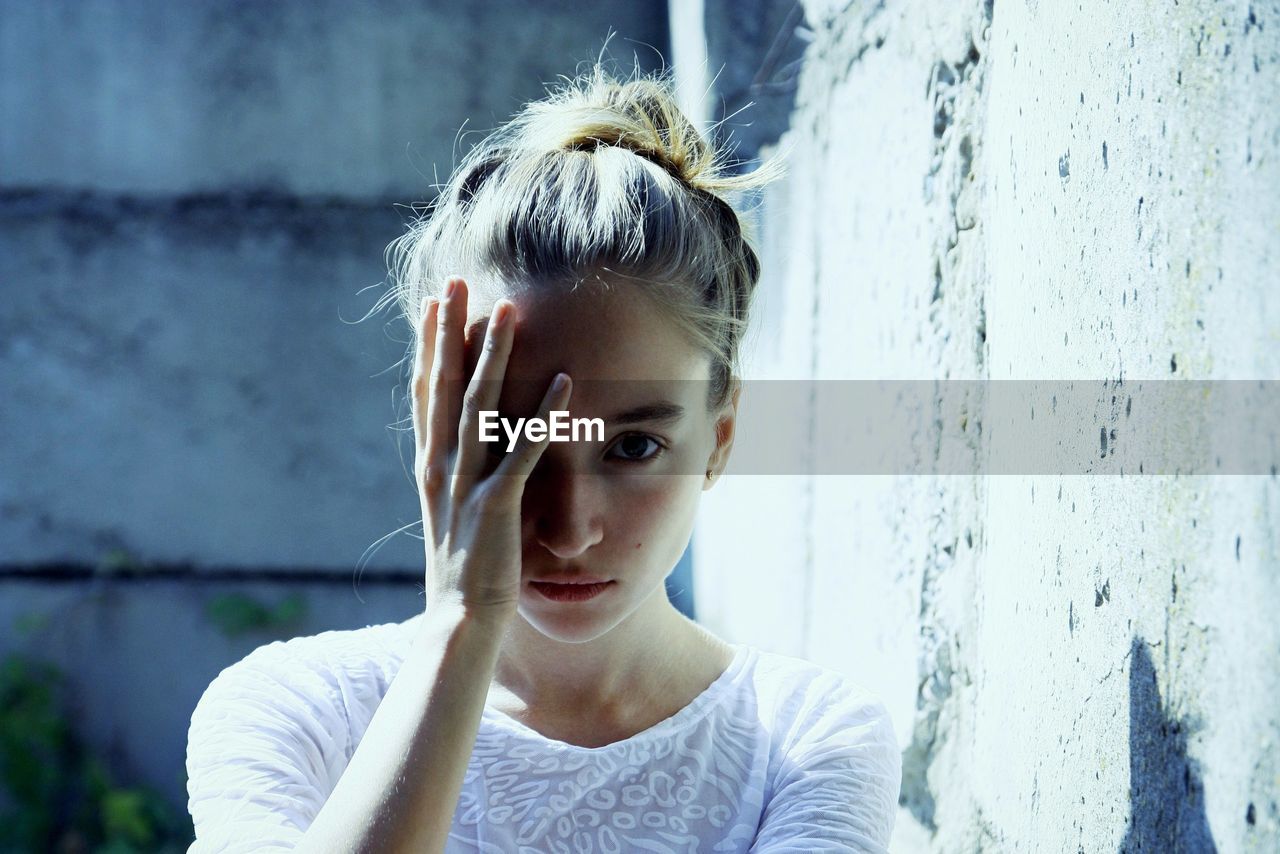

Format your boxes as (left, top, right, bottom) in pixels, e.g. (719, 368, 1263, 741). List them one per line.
(185, 615, 901, 853)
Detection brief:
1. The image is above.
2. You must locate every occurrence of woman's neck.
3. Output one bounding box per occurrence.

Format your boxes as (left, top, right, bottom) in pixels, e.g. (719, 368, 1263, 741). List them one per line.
(488, 587, 732, 727)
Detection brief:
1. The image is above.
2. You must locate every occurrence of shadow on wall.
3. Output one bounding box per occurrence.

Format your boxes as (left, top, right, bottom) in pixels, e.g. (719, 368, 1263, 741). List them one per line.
(1122, 636, 1217, 853)
(899, 634, 1224, 847)
(666, 541, 696, 619)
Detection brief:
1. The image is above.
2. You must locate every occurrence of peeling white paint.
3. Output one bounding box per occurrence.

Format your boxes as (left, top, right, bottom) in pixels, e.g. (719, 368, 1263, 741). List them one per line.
(688, 0, 1280, 849)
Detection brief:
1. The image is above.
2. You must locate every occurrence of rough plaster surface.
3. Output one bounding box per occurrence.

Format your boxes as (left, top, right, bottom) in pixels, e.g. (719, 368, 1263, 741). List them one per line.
(0, 191, 428, 571)
(1, 0, 669, 573)
(0, 0, 666, 199)
(690, 0, 1279, 850)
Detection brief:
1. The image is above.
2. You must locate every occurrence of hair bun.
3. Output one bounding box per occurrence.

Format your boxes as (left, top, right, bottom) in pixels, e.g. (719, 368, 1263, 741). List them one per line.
(517, 70, 777, 197)
(387, 60, 789, 416)
(555, 90, 710, 189)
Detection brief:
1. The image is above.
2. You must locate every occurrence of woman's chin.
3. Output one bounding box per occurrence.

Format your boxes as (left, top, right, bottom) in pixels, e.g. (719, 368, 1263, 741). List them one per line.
(517, 589, 623, 642)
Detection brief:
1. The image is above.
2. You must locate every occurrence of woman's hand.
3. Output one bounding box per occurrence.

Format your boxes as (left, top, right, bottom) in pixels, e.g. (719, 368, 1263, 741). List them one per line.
(412, 277, 570, 623)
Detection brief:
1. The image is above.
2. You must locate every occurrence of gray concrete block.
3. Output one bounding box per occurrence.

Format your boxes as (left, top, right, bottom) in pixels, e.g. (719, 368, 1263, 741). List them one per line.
(1, 190, 426, 572)
(1, 0, 669, 199)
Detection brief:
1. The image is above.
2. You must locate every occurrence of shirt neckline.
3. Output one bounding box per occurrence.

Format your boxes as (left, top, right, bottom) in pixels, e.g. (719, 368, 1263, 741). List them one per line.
(479, 641, 753, 753)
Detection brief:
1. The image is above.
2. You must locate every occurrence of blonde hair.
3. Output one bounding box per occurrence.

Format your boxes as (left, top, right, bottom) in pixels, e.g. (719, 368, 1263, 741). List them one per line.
(383, 60, 786, 410)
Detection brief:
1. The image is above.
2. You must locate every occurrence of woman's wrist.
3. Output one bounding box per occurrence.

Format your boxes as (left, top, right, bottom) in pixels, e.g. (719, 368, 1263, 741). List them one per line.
(417, 601, 514, 661)
(423, 592, 517, 630)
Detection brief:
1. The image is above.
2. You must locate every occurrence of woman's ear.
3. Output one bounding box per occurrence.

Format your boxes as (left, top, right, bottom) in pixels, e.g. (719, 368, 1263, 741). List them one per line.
(704, 380, 742, 489)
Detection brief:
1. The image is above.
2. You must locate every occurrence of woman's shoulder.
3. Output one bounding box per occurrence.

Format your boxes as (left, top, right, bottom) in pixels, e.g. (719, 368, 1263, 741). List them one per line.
(226, 613, 414, 672)
(192, 614, 421, 725)
(740, 644, 897, 753)
(745, 644, 888, 705)
(184, 618, 419, 837)
(736, 646, 901, 851)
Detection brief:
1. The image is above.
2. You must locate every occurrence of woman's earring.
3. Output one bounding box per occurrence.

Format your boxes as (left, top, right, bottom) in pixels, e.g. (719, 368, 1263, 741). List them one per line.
(705, 469, 714, 481)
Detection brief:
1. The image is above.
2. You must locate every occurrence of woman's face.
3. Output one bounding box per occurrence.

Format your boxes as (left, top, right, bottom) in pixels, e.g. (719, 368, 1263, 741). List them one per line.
(462, 278, 737, 642)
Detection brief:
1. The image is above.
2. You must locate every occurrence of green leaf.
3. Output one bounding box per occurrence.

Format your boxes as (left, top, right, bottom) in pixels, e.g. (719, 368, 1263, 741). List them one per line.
(205, 593, 307, 637)
(12, 611, 51, 638)
(102, 788, 155, 845)
(97, 548, 142, 575)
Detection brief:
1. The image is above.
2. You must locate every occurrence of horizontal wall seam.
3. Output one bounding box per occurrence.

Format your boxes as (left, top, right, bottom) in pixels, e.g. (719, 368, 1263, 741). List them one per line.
(0, 564, 420, 584)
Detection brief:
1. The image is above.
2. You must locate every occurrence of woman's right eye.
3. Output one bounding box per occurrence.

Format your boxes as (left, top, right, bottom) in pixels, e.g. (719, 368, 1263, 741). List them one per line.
(605, 434, 665, 464)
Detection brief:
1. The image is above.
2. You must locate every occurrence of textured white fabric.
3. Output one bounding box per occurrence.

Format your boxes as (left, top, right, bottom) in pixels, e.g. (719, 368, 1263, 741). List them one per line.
(186, 615, 900, 853)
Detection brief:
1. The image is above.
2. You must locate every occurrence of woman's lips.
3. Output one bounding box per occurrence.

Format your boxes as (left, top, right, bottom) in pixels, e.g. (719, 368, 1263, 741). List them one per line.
(529, 580, 615, 602)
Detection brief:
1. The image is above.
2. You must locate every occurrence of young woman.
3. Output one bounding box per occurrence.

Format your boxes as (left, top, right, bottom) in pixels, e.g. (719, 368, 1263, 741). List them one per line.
(186, 65, 901, 853)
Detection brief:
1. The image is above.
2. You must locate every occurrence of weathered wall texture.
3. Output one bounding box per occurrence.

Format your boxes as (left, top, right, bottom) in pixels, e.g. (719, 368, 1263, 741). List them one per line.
(0, 0, 670, 817)
(1, 0, 667, 572)
(1, 0, 665, 199)
(689, 0, 1279, 850)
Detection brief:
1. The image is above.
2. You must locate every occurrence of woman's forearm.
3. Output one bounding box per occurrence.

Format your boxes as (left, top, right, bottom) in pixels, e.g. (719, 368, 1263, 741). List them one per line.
(298, 603, 507, 853)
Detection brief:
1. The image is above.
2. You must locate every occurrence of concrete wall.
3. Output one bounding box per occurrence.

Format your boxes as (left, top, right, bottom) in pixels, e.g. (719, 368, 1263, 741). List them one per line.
(1, 0, 668, 573)
(0, 0, 671, 823)
(686, 0, 1279, 850)
(0, 192, 424, 570)
(1, 0, 668, 200)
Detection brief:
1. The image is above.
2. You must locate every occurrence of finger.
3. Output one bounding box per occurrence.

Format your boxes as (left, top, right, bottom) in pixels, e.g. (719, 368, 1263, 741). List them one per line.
(412, 297, 439, 456)
(427, 277, 468, 478)
(453, 299, 514, 493)
(491, 373, 571, 488)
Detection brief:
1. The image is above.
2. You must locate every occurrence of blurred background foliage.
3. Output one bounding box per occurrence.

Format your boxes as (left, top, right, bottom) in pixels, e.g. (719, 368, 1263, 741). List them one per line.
(0, 652, 192, 853)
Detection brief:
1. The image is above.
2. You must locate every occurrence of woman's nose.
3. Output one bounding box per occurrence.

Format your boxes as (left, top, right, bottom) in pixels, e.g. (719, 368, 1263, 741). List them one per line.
(524, 466, 604, 559)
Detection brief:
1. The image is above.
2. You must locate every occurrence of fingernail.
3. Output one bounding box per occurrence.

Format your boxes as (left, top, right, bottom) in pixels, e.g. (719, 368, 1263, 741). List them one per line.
(444, 278, 458, 299)
(492, 301, 509, 327)
(553, 373, 568, 392)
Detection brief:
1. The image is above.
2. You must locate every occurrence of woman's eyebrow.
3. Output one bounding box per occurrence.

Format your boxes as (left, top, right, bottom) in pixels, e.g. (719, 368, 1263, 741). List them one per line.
(604, 402, 685, 425)
(487, 401, 686, 426)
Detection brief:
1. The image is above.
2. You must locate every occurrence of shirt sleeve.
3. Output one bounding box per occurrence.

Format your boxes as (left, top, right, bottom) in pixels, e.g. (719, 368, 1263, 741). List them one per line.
(185, 641, 349, 853)
(749, 678, 902, 853)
